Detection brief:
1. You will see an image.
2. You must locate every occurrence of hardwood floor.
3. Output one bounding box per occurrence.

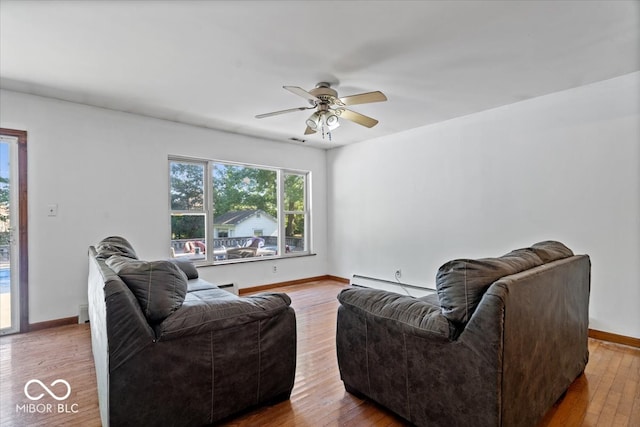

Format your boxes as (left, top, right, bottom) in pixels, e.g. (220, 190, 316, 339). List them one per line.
(0, 279, 638, 426)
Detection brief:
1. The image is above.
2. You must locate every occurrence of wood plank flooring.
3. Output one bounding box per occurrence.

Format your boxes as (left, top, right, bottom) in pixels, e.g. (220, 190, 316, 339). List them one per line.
(0, 279, 638, 426)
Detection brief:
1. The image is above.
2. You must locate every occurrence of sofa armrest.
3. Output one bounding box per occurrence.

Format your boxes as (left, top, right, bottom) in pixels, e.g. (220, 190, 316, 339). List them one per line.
(156, 290, 293, 341)
(337, 287, 451, 339)
(337, 287, 507, 426)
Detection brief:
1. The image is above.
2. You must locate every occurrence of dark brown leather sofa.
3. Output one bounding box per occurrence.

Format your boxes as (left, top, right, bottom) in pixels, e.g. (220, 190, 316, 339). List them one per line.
(336, 241, 590, 427)
(88, 236, 296, 426)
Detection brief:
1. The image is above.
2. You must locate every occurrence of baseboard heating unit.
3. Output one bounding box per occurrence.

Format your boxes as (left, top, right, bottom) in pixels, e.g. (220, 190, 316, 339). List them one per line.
(78, 304, 90, 323)
(218, 282, 238, 295)
(350, 274, 436, 298)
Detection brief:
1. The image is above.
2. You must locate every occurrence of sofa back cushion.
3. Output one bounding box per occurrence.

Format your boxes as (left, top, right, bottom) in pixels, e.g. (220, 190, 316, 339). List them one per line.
(106, 256, 188, 323)
(436, 248, 543, 324)
(168, 258, 199, 280)
(530, 240, 574, 263)
(96, 236, 138, 260)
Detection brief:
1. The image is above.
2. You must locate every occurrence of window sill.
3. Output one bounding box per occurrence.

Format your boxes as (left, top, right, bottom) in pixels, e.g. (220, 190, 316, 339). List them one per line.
(194, 252, 316, 268)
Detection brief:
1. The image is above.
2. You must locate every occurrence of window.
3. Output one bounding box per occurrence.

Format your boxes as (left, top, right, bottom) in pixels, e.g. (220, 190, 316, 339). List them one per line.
(170, 161, 206, 260)
(169, 157, 310, 263)
(283, 173, 307, 254)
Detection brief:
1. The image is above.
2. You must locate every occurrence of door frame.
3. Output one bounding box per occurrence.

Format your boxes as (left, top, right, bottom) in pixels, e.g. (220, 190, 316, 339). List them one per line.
(0, 128, 28, 334)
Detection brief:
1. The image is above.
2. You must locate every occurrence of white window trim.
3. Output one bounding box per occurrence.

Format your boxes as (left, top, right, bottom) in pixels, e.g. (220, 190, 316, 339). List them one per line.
(169, 156, 311, 265)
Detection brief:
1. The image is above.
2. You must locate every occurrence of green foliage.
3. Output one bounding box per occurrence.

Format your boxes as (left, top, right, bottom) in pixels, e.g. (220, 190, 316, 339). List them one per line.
(171, 215, 205, 240)
(0, 177, 9, 204)
(213, 164, 277, 217)
(170, 161, 307, 241)
(0, 177, 9, 226)
(170, 162, 204, 210)
(284, 174, 304, 237)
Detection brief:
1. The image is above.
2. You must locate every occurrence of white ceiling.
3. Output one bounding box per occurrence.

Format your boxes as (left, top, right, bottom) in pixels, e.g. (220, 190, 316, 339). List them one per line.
(1, 1, 638, 149)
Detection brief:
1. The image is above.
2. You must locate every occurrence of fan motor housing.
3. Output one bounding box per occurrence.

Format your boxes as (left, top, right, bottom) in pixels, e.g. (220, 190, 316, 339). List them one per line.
(309, 82, 338, 103)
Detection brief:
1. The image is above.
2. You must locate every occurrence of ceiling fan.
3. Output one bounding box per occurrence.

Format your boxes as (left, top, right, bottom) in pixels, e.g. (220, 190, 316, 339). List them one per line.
(255, 82, 387, 140)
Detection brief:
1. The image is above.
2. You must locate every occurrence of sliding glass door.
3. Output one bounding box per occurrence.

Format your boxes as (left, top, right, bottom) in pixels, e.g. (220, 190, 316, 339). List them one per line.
(0, 129, 27, 335)
(0, 136, 18, 333)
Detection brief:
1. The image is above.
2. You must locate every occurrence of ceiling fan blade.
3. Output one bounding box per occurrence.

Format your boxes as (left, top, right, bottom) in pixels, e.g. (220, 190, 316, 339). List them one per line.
(339, 91, 387, 106)
(338, 108, 379, 128)
(284, 86, 320, 104)
(304, 126, 316, 135)
(255, 106, 311, 119)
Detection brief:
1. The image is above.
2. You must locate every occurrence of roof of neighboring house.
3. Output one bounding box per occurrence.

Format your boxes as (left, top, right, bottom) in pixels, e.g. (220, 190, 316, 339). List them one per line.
(214, 209, 275, 226)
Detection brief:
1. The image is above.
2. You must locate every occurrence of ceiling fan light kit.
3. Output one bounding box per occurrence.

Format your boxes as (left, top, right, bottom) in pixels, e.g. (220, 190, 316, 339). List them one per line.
(305, 112, 320, 130)
(256, 82, 387, 141)
(325, 112, 339, 128)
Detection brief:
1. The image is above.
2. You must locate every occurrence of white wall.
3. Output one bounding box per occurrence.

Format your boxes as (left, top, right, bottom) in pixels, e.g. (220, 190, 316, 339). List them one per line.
(0, 90, 328, 323)
(328, 72, 640, 339)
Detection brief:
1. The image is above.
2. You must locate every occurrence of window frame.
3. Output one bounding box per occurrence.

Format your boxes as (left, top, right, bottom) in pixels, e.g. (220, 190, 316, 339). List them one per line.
(169, 156, 312, 265)
(169, 158, 208, 261)
(282, 171, 309, 255)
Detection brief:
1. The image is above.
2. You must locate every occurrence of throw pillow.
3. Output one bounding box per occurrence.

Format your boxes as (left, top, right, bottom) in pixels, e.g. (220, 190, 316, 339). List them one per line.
(106, 256, 188, 323)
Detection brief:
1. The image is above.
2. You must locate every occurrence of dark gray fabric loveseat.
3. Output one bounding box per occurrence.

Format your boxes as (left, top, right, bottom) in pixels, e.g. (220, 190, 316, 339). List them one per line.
(88, 236, 296, 426)
(336, 241, 590, 427)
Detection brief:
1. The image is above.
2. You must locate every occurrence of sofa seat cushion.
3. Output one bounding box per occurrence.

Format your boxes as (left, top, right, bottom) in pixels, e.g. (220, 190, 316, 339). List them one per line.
(106, 256, 188, 324)
(96, 236, 138, 260)
(187, 278, 219, 292)
(338, 287, 451, 339)
(530, 240, 574, 263)
(157, 291, 293, 340)
(436, 249, 543, 324)
(417, 292, 440, 306)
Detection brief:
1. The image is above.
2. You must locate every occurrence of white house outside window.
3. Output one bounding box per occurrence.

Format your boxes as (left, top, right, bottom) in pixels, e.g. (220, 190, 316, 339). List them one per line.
(169, 157, 310, 263)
